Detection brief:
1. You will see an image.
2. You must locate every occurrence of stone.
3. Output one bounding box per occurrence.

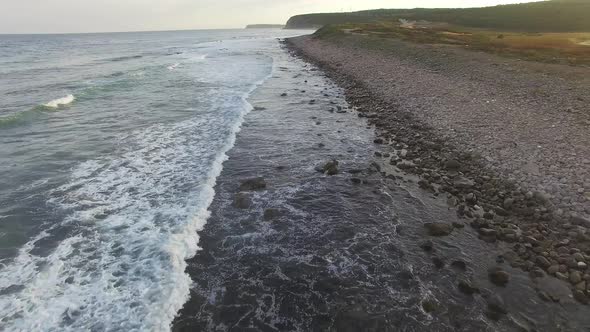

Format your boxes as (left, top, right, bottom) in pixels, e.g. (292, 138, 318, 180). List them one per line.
(479, 228, 498, 237)
(486, 294, 508, 316)
(263, 208, 282, 221)
(322, 160, 339, 175)
(233, 193, 252, 209)
(570, 271, 583, 284)
(458, 279, 479, 295)
(445, 159, 461, 170)
(424, 223, 454, 236)
(454, 177, 475, 189)
(488, 267, 510, 286)
(432, 256, 445, 268)
(373, 138, 385, 144)
(503, 198, 514, 209)
(451, 260, 467, 271)
(573, 290, 589, 305)
(573, 252, 585, 262)
(536, 256, 552, 269)
(576, 281, 587, 291)
(420, 240, 434, 252)
(239, 177, 267, 191)
(547, 265, 559, 275)
(422, 299, 438, 313)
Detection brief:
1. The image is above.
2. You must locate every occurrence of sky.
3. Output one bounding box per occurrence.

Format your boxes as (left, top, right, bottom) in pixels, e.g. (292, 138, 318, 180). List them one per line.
(0, 0, 539, 34)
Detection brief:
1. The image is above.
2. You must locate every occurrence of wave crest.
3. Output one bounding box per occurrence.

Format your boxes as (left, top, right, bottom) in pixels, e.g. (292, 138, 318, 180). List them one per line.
(43, 95, 75, 108)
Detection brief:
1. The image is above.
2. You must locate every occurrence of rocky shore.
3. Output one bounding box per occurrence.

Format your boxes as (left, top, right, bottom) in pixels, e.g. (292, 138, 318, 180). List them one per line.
(285, 34, 590, 305)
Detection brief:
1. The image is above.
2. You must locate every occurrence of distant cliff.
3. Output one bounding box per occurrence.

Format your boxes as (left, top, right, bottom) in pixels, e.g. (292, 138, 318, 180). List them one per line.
(245, 24, 284, 29)
(285, 0, 590, 32)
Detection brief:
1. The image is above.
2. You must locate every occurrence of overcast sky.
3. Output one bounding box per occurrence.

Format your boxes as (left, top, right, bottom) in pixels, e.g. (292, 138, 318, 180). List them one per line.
(1, 0, 538, 34)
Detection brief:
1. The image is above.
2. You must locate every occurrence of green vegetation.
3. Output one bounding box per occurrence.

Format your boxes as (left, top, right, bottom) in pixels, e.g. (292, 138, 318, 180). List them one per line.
(313, 22, 590, 66)
(286, 0, 590, 32)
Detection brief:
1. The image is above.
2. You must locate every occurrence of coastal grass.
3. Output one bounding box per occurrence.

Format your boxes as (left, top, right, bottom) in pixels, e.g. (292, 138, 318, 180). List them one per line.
(314, 22, 590, 66)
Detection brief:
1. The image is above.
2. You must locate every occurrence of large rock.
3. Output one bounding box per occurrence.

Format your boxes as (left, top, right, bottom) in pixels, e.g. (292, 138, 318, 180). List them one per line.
(424, 222, 454, 236)
(322, 159, 339, 175)
(458, 279, 479, 295)
(233, 193, 252, 209)
(488, 267, 510, 286)
(239, 177, 267, 191)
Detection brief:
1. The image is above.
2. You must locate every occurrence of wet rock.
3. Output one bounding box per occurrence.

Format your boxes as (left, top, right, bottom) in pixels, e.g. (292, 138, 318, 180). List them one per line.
(373, 138, 385, 144)
(486, 294, 508, 320)
(547, 265, 559, 275)
(479, 228, 497, 237)
(350, 177, 362, 184)
(573, 290, 589, 304)
(322, 159, 339, 175)
(280, 92, 287, 97)
(452, 222, 465, 229)
(239, 177, 267, 191)
(432, 256, 445, 268)
(445, 159, 461, 170)
(458, 279, 479, 295)
(233, 193, 252, 209)
(420, 240, 434, 252)
(536, 256, 551, 269)
(488, 267, 510, 286)
(451, 260, 467, 271)
(421, 299, 438, 313)
(263, 208, 282, 221)
(570, 271, 583, 284)
(454, 177, 475, 189)
(424, 222, 453, 236)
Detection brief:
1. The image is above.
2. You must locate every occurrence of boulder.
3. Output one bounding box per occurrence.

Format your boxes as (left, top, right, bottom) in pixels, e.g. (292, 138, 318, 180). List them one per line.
(488, 267, 510, 286)
(233, 193, 252, 209)
(322, 160, 339, 175)
(424, 223, 454, 236)
(263, 208, 282, 221)
(239, 177, 267, 191)
(458, 279, 479, 295)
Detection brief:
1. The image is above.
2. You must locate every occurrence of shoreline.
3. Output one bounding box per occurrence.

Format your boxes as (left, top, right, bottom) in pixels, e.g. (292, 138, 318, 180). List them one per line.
(285, 34, 590, 307)
(174, 35, 589, 331)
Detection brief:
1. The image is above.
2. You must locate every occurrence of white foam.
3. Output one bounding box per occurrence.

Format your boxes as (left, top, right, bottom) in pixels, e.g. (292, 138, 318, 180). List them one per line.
(167, 63, 180, 71)
(43, 94, 75, 108)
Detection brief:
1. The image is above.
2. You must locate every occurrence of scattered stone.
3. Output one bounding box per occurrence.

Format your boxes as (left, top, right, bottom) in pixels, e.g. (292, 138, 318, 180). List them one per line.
(536, 256, 552, 269)
(452, 222, 465, 229)
(420, 240, 434, 252)
(422, 299, 438, 313)
(445, 159, 461, 170)
(263, 208, 282, 221)
(424, 222, 454, 236)
(451, 260, 467, 271)
(454, 176, 475, 189)
(488, 267, 511, 286)
(322, 159, 339, 175)
(280, 92, 287, 97)
(486, 294, 508, 320)
(233, 193, 252, 209)
(432, 256, 445, 268)
(573, 290, 589, 305)
(373, 138, 385, 144)
(458, 279, 479, 295)
(239, 177, 267, 191)
(570, 271, 583, 284)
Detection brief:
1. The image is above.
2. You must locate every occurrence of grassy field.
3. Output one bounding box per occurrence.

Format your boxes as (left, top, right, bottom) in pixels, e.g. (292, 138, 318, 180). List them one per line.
(314, 22, 590, 66)
(286, 0, 590, 32)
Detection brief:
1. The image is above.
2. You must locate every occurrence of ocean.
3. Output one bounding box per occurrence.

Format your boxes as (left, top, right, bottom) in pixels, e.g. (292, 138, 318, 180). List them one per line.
(0, 29, 312, 331)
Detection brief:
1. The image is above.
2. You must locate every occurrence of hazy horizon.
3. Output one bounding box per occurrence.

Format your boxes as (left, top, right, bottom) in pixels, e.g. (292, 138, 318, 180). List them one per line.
(1, 0, 539, 34)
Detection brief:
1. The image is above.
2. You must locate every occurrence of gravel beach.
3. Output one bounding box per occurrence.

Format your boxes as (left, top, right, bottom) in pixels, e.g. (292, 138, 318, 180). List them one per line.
(286, 34, 590, 304)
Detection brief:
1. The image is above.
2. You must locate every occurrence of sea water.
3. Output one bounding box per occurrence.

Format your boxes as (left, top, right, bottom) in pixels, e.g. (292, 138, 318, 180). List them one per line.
(0, 29, 310, 331)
